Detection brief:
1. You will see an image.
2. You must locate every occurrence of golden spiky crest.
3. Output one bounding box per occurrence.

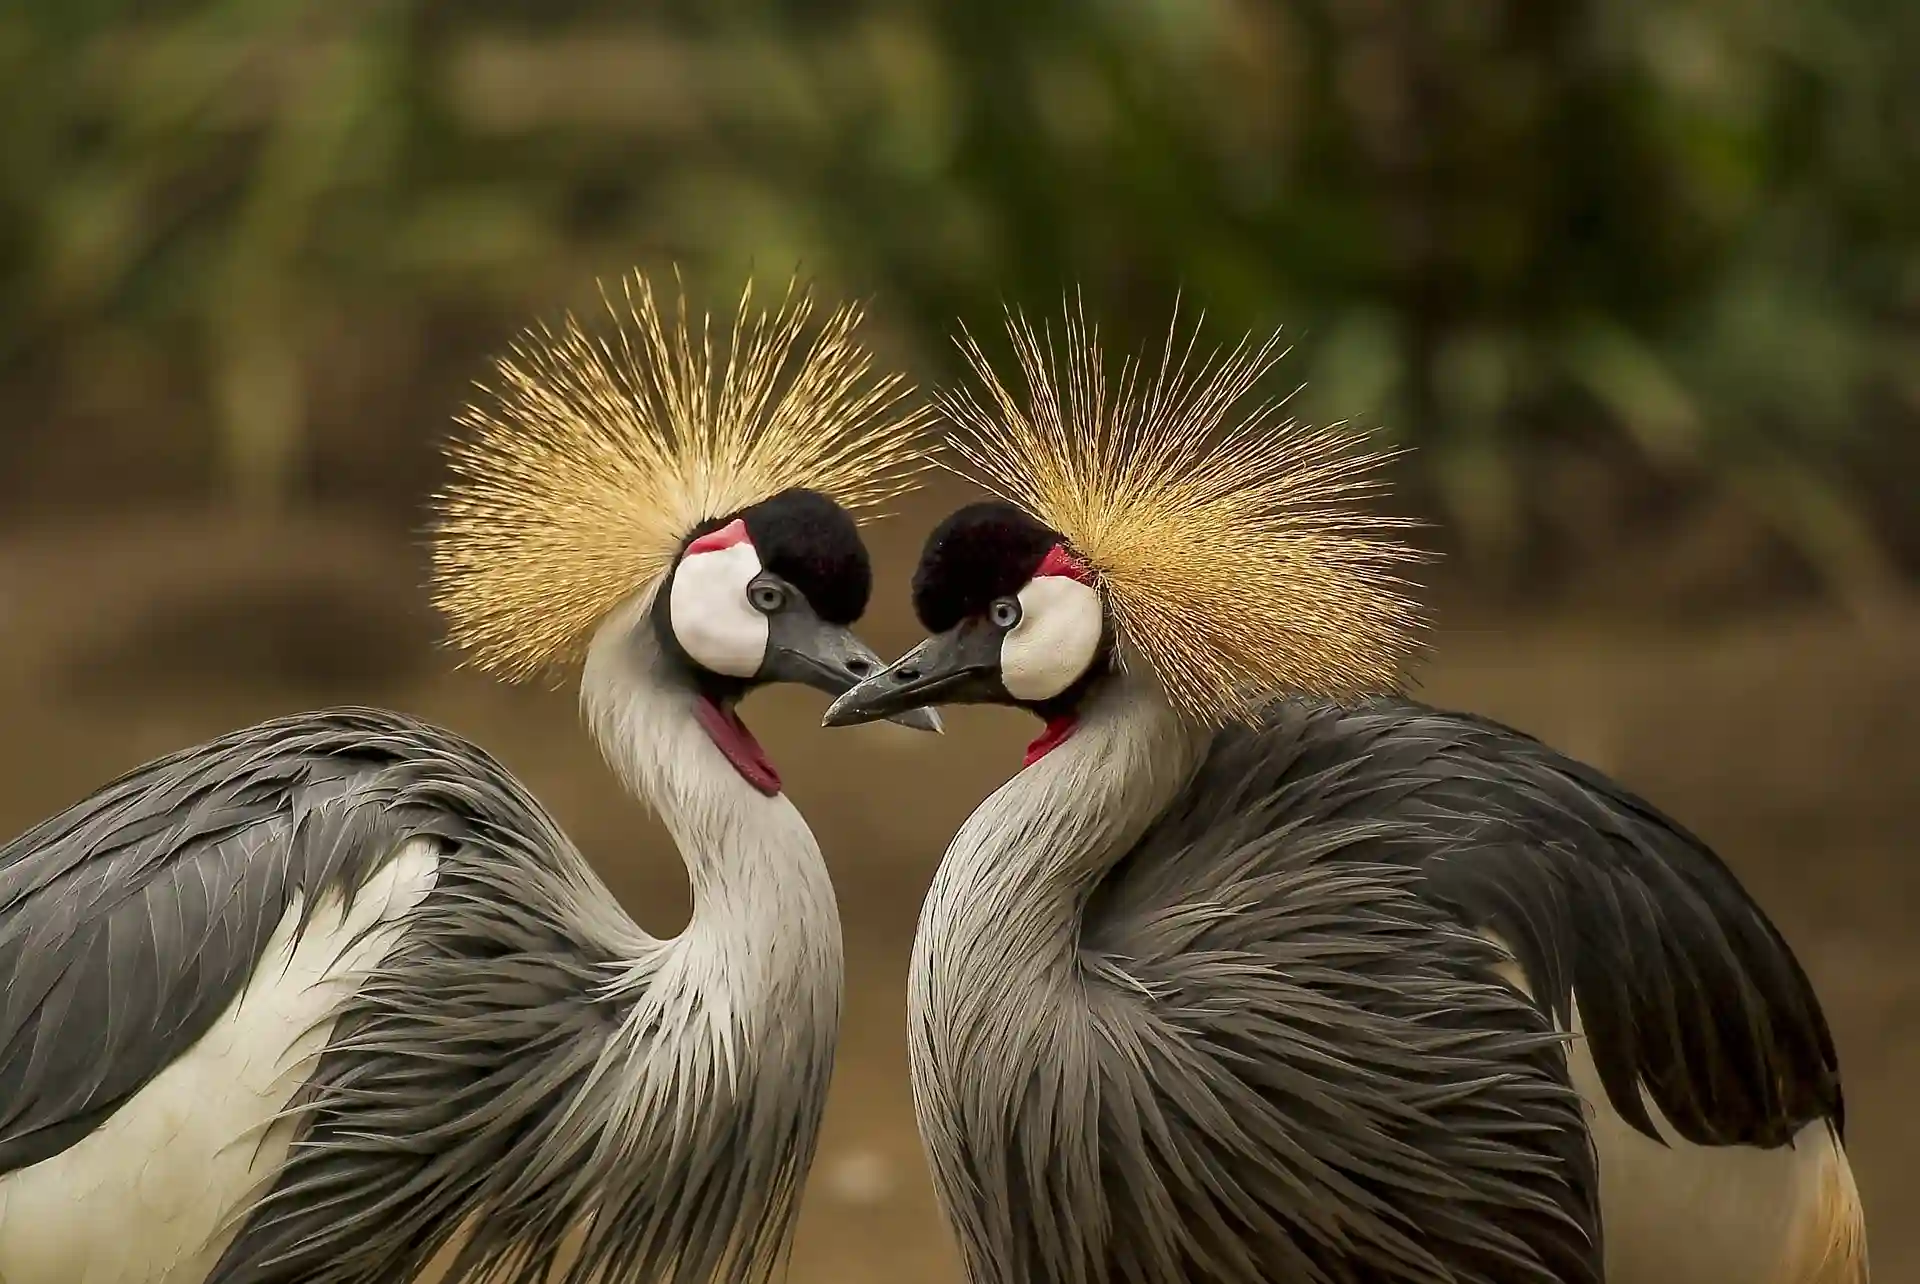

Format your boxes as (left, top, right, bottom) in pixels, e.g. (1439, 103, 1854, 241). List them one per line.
(937, 298, 1428, 724)
(431, 271, 934, 681)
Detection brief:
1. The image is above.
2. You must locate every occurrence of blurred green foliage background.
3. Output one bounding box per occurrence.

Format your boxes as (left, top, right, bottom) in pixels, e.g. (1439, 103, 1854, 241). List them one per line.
(2, 0, 1916, 609)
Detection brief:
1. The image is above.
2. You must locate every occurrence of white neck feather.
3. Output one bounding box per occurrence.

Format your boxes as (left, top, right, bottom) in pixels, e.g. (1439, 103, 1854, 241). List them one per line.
(905, 663, 1208, 1268)
(579, 588, 843, 1056)
(913, 664, 1208, 998)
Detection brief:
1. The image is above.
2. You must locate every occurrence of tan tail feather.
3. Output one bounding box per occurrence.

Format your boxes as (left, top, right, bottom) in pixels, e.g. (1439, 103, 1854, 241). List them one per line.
(1789, 1128, 1868, 1284)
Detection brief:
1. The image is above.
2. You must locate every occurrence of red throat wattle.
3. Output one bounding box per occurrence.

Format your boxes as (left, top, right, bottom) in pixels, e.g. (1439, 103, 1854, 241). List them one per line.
(694, 698, 782, 796)
(1024, 715, 1079, 767)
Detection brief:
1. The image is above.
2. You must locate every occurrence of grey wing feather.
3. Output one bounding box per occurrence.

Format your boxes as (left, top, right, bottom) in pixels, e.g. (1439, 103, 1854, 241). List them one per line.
(1066, 729, 1602, 1284)
(0, 708, 485, 1175)
(2, 732, 303, 1171)
(1257, 697, 1843, 1148)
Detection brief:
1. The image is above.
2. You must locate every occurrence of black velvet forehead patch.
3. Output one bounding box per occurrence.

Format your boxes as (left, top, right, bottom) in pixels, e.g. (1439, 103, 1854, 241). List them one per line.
(732, 487, 872, 625)
(911, 501, 1063, 632)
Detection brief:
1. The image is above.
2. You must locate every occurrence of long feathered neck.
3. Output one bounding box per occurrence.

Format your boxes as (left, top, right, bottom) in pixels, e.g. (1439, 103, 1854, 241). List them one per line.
(566, 588, 843, 1283)
(913, 666, 1207, 1023)
(955, 671, 1199, 913)
(581, 590, 842, 991)
(907, 668, 1207, 1284)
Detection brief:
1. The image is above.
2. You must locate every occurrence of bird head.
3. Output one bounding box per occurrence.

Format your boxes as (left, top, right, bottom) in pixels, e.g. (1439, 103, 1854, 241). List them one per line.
(430, 271, 940, 793)
(825, 296, 1427, 765)
(820, 501, 1110, 730)
(655, 485, 940, 713)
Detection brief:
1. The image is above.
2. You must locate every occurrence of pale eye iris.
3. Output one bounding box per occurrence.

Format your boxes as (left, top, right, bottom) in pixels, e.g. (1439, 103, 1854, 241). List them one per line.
(989, 597, 1022, 629)
(749, 582, 787, 614)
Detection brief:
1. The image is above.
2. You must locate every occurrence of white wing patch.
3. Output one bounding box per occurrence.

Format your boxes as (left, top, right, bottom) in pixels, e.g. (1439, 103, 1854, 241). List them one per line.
(668, 541, 770, 680)
(1001, 575, 1103, 703)
(0, 841, 440, 1284)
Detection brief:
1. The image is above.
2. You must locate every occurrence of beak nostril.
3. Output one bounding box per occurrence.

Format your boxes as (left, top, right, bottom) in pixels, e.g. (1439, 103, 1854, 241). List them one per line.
(845, 656, 874, 677)
(894, 667, 921, 683)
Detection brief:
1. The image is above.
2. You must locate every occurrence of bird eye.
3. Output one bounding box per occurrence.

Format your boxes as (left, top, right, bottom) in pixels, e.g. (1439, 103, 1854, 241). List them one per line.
(989, 597, 1022, 629)
(748, 582, 787, 614)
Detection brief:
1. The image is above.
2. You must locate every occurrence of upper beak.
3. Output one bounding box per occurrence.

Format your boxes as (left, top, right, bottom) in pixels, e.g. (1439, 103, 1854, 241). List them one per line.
(763, 619, 943, 734)
(822, 625, 1004, 728)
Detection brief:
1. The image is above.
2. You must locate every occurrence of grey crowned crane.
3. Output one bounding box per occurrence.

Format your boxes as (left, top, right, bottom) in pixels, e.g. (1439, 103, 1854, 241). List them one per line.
(825, 304, 1865, 1284)
(0, 274, 938, 1284)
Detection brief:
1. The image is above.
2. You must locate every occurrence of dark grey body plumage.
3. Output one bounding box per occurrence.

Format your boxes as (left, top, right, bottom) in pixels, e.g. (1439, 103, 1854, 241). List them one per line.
(932, 695, 1838, 1284)
(0, 707, 813, 1284)
(1240, 697, 1842, 1149)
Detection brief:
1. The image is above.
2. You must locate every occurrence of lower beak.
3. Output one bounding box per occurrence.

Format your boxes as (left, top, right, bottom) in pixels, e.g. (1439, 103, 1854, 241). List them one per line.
(822, 629, 1002, 728)
(875, 697, 943, 734)
(771, 627, 944, 734)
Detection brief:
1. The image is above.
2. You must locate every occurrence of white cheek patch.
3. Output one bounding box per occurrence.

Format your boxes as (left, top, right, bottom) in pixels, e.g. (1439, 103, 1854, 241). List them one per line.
(668, 540, 769, 679)
(1000, 575, 1103, 702)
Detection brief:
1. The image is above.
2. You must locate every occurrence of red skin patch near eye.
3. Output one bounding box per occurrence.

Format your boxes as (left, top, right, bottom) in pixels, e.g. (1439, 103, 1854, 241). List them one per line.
(694, 697, 782, 796)
(1024, 714, 1079, 767)
(686, 518, 752, 556)
(1034, 543, 1094, 585)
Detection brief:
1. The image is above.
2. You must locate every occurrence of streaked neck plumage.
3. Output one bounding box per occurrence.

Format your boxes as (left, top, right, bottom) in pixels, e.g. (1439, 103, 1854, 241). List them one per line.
(581, 588, 843, 1025)
(572, 587, 843, 1281)
(907, 665, 1209, 1282)
(916, 666, 1204, 972)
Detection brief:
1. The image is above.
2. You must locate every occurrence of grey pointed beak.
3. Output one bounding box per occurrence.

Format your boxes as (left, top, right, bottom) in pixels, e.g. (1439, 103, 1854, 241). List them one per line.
(822, 625, 1006, 728)
(760, 615, 943, 733)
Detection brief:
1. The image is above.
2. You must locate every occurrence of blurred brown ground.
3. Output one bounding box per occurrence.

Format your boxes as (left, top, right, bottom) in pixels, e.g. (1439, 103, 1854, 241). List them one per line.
(0, 478, 1913, 1283)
